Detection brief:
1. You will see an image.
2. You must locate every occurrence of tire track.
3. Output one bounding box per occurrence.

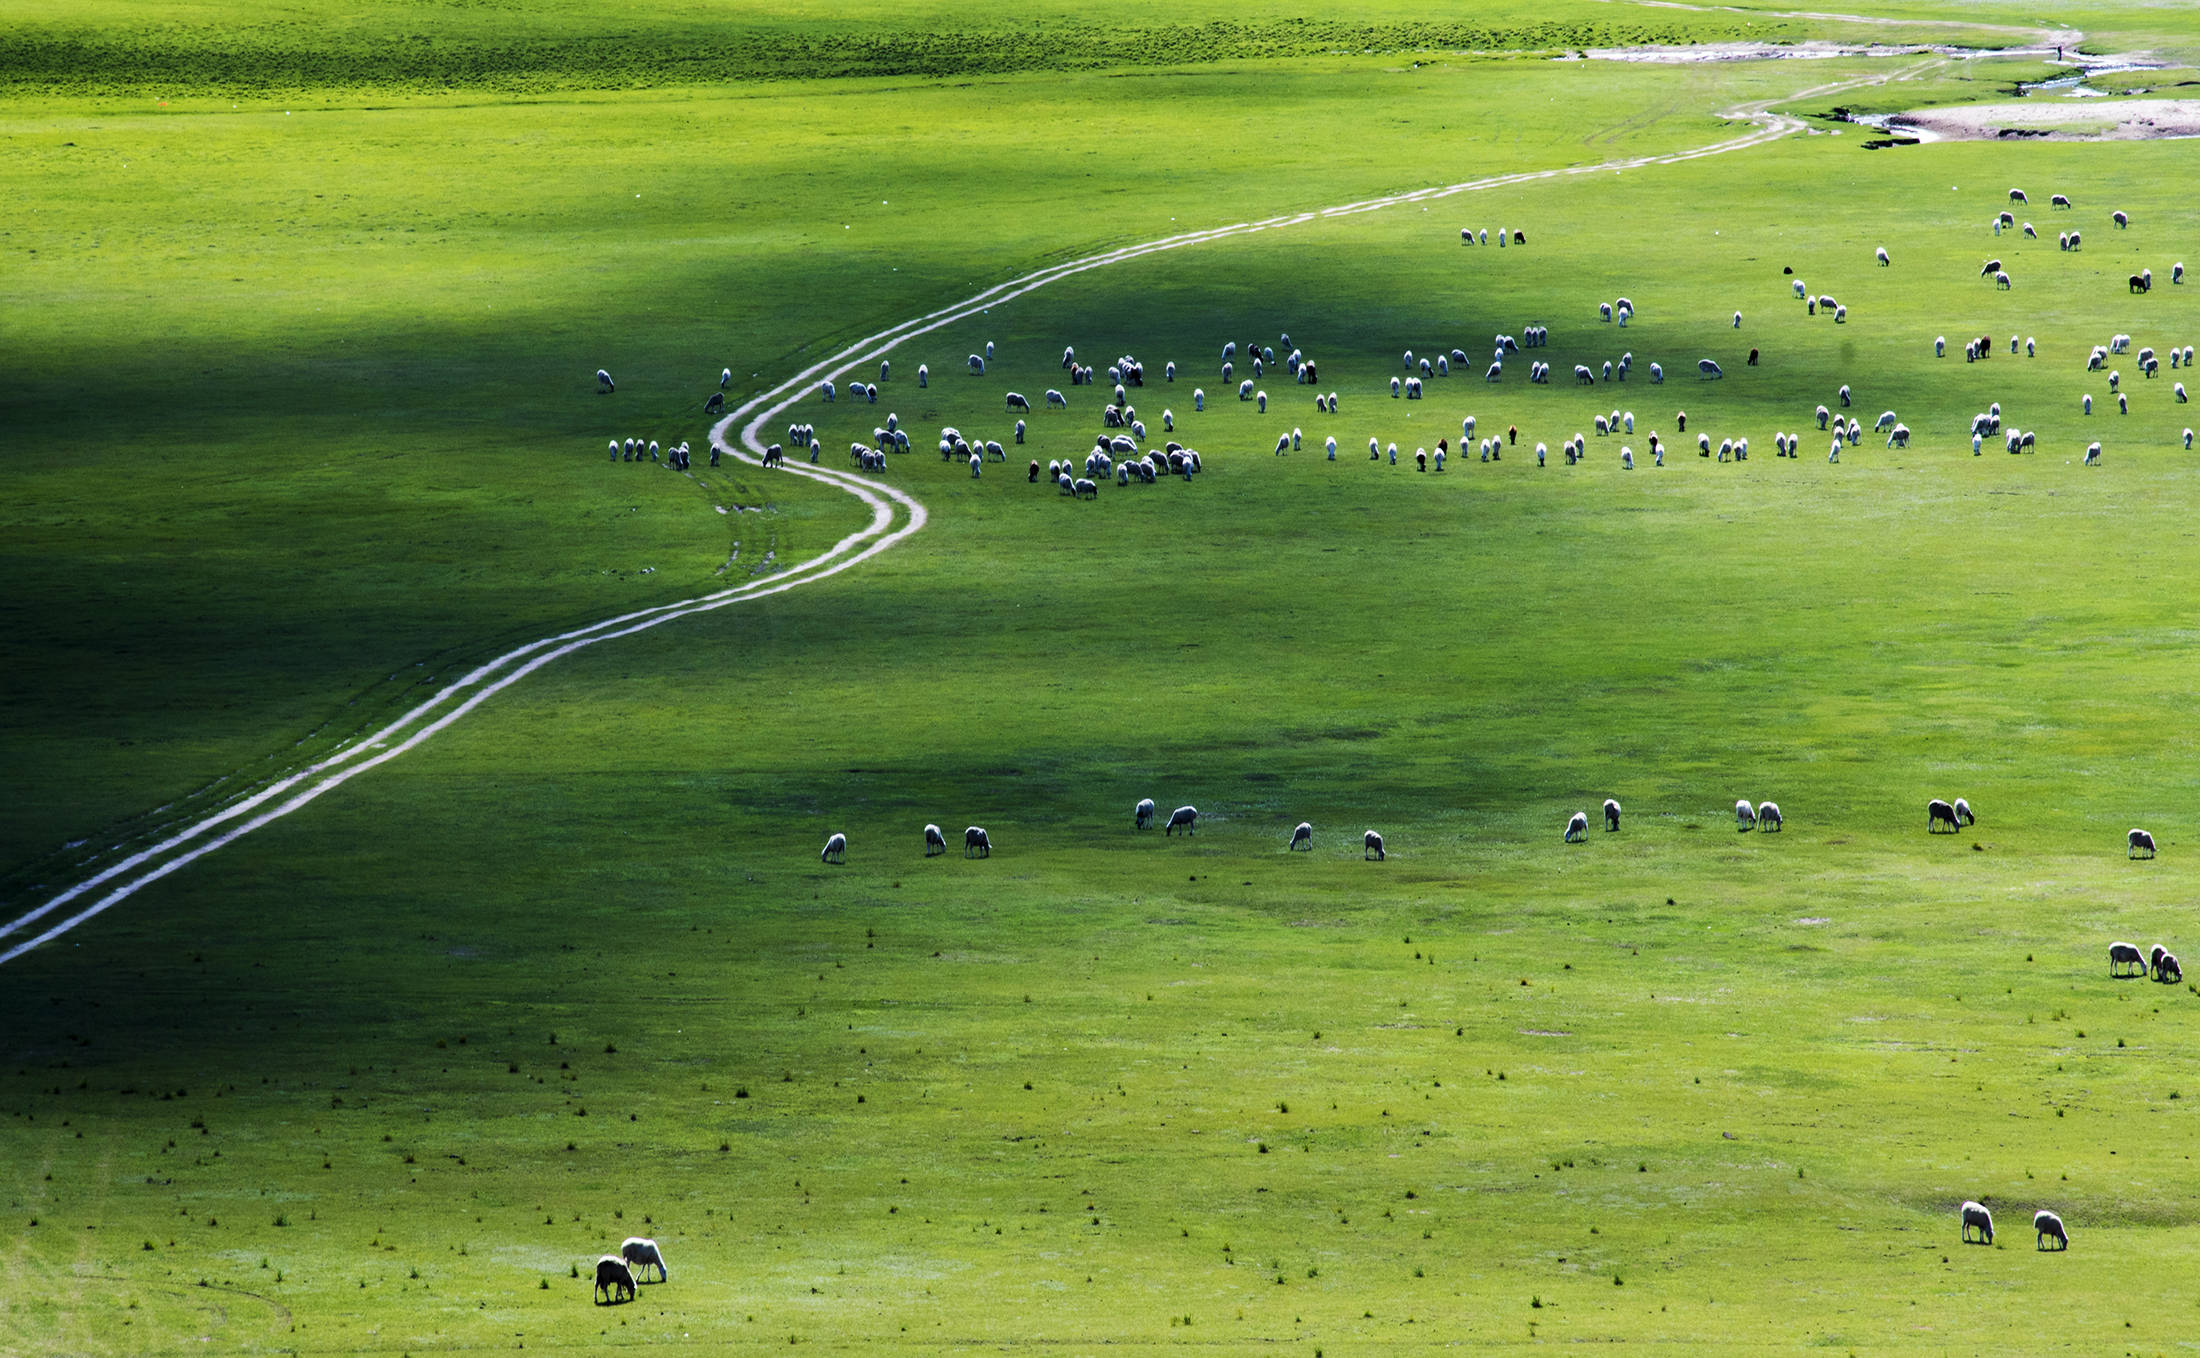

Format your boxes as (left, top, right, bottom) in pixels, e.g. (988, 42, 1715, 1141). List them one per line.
(0, 52, 1967, 966)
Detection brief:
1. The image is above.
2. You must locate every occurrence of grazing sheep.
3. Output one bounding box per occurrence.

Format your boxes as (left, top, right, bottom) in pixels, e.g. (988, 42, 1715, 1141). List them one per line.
(2180, 383, 2190, 404)
(2051, 193, 2071, 209)
(1834, 305, 1848, 323)
(1734, 311, 1743, 329)
(1950, 797, 1973, 828)
(1936, 336, 1947, 358)
(1981, 258, 2003, 278)
(961, 826, 991, 858)
(2034, 1210, 2068, 1251)
(2010, 188, 2028, 204)
(2110, 941, 2148, 977)
(2159, 951, 2184, 983)
(1926, 799, 1963, 833)
(1699, 359, 1723, 379)
(1600, 302, 1613, 323)
(2069, 230, 2082, 250)
(971, 453, 983, 478)
(1601, 798, 1621, 831)
(1134, 798, 1157, 830)
(1565, 811, 1589, 843)
(1736, 799, 1756, 831)
(820, 832, 848, 864)
(2129, 828, 2157, 859)
(1289, 821, 1314, 852)
(704, 391, 725, 416)
(621, 1237, 667, 1283)
(1888, 424, 1910, 448)
(2113, 210, 2129, 228)
(1006, 392, 1030, 413)
(1995, 271, 2012, 289)
(1757, 801, 1782, 832)
(2023, 222, 2036, 239)
(597, 369, 615, 393)
(2084, 442, 2101, 465)
(1364, 830, 1386, 861)
(1961, 1202, 1994, 1245)
(596, 1255, 637, 1304)
(969, 354, 985, 375)
(1876, 246, 1890, 267)
(1650, 363, 1663, 383)
(1166, 805, 1199, 836)
(2188, 428, 2196, 450)
(918, 364, 929, 387)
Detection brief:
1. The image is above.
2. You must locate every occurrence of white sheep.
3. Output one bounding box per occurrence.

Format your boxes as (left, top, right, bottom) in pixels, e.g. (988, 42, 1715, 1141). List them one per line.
(1699, 359, 1722, 379)
(1936, 336, 1946, 358)
(820, 832, 848, 864)
(1166, 805, 1199, 836)
(1565, 811, 1589, 843)
(1006, 392, 1030, 413)
(1735, 800, 1756, 831)
(1757, 801, 1782, 832)
(2034, 1210, 2067, 1251)
(1194, 389, 1205, 412)
(2084, 441, 2101, 465)
(1363, 830, 1385, 861)
(2110, 941, 2148, 977)
(1135, 798, 1156, 830)
(1621, 447, 1634, 470)
(969, 354, 985, 374)
(1876, 246, 1890, 266)
(2113, 210, 2129, 228)
(964, 826, 991, 858)
(1289, 821, 1314, 852)
(597, 368, 615, 392)
(1649, 363, 1663, 383)
(924, 823, 947, 856)
(1961, 1202, 1994, 1244)
(1733, 311, 1743, 328)
(2129, 828, 2156, 859)
(1888, 424, 1910, 448)
(621, 1237, 668, 1283)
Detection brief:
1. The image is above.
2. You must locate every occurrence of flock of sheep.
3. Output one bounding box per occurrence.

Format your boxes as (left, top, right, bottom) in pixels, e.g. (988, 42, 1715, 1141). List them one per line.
(580, 181, 2188, 1266)
(592, 1236, 666, 1305)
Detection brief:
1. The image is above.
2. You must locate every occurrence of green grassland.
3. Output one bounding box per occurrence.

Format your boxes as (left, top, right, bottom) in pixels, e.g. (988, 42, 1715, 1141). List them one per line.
(8, 3, 2200, 1354)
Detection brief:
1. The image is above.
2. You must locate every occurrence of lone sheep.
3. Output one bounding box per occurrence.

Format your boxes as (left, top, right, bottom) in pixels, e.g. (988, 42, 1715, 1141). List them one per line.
(820, 832, 848, 864)
(2129, 828, 2157, 859)
(597, 369, 615, 393)
(2034, 1210, 2067, 1251)
(1364, 830, 1386, 861)
(595, 1255, 636, 1304)
(1289, 821, 1314, 852)
(621, 1237, 667, 1283)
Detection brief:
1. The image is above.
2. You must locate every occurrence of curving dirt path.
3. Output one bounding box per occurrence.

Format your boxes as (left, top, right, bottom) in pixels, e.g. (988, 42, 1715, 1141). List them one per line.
(0, 51, 1981, 967)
